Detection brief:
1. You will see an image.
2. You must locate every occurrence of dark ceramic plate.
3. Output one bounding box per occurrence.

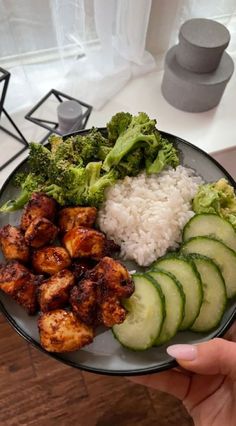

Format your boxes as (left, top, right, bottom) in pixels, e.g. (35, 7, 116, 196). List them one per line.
(0, 129, 236, 376)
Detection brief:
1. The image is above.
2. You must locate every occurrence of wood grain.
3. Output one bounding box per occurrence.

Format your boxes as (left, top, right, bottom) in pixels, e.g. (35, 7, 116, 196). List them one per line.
(0, 315, 193, 426)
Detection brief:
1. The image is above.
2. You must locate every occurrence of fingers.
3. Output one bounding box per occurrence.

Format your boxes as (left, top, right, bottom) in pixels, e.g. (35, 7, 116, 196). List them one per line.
(128, 369, 191, 401)
(167, 338, 236, 379)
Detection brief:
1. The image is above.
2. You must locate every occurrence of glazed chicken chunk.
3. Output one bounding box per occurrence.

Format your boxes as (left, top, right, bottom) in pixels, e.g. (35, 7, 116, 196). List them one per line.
(70, 279, 97, 325)
(99, 296, 126, 328)
(0, 225, 29, 263)
(24, 217, 58, 248)
(21, 192, 57, 231)
(0, 261, 42, 314)
(63, 226, 106, 260)
(92, 256, 134, 298)
(32, 246, 71, 275)
(58, 207, 97, 233)
(38, 269, 75, 312)
(38, 309, 94, 352)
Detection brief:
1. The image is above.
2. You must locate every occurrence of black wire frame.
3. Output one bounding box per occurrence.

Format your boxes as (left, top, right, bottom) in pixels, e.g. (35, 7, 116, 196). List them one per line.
(25, 89, 93, 144)
(0, 67, 28, 172)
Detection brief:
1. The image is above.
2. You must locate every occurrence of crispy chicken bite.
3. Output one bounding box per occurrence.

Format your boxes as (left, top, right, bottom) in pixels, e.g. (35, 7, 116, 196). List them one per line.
(21, 192, 57, 231)
(63, 226, 106, 260)
(24, 217, 58, 248)
(91, 257, 134, 298)
(58, 207, 97, 233)
(38, 309, 94, 352)
(70, 279, 97, 325)
(32, 246, 71, 275)
(38, 269, 75, 312)
(0, 261, 42, 314)
(71, 259, 97, 281)
(0, 225, 29, 263)
(98, 296, 126, 327)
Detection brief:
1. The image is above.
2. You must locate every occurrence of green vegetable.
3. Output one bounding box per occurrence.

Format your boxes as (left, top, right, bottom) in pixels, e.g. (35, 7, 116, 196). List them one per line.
(102, 112, 160, 172)
(114, 148, 143, 178)
(85, 162, 118, 206)
(0, 173, 46, 212)
(193, 178, 236, 230)
(146, 138, 179, 174)
(107, 112, 132, 143)
(28, 143, 52, 179)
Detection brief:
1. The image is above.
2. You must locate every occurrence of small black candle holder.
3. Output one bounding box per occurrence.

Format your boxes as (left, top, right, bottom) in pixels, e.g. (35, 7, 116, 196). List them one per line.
(0, 67, 28, 171)
(25, 89, 93, 144)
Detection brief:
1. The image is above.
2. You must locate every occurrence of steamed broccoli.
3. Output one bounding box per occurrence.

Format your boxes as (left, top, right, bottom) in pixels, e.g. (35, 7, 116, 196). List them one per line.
(0, 173, 46, 213)
(85, 162, 118, 206)
(102, 112, 159, 172)
(114, 148, 143, 179)
(107, 112, 132, 143)
(28, 143, 52, 179)
(73, 128, 113, 164)
(146, 139, 179, 175)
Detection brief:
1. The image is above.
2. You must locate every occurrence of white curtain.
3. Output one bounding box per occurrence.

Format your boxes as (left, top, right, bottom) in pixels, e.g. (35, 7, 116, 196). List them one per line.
(1, 0, 155, 113)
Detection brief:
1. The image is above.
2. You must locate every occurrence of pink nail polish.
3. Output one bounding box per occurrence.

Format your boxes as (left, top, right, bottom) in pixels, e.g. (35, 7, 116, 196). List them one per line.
(167, 344, 197, 361)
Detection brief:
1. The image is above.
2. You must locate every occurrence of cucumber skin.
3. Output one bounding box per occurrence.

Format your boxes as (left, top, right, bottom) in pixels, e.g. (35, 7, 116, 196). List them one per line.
(183, 213, 236, 250)
(147, 269, 185, 345)
(186, 254, 227, 333)
(181, 236, 236, 298)
(150, 268, 186, 323)
(153, 253, 203, 330)
(112, 274, 166, 351)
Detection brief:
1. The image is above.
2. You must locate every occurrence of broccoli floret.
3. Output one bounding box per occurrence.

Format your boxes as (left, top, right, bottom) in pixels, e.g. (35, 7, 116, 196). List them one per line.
(115, 148, 143, 179)
(64, 166, 87, 205)
(107, 112, 132, 143)
(102, 112, 159, 172)
(52, 137, 83, 166)
(0, 173, 46, 212)
(74, 129, 112, 164)
(44, 184, 66, 205)
(28, 143, 52, 178)
(48, 134, 64, 155)
(85, 162, 118, 206)
(146, 139, 179, 175)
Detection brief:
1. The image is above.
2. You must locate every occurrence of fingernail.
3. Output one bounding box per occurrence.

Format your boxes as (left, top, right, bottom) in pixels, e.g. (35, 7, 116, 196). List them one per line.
(167, 344, 197, 361)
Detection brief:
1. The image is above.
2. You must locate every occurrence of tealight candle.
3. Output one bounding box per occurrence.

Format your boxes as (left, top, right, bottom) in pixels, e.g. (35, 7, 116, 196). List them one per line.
(57, 100, 83, 134)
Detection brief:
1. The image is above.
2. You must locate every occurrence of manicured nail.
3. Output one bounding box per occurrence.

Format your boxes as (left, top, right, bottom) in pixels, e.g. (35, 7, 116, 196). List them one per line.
(167, 344, 197, 361)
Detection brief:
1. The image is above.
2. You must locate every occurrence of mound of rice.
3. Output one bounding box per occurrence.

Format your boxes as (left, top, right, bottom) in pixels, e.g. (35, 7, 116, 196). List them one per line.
(98, 166, 203, 266)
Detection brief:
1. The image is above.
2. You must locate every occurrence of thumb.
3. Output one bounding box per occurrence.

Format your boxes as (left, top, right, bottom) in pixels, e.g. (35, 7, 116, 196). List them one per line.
(167, 338, 236, 379)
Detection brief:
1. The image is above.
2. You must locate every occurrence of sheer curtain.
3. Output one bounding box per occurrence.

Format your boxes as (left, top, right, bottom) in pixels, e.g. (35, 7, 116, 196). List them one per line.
(1, 0, 155, 113)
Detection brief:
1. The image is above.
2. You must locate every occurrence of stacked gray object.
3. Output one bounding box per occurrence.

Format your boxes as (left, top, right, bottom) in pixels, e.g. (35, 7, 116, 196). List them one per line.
(161, 19, 234, 112)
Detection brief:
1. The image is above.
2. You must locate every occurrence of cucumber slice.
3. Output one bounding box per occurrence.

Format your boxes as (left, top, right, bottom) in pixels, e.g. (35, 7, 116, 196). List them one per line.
(147, 270, 185, 345)
(181, 236, 236, 298)
(112, 274, 165, 350)
(153, 256, 203, 330)
(187, 255, 227, 332)
(183, 213, 236, 251)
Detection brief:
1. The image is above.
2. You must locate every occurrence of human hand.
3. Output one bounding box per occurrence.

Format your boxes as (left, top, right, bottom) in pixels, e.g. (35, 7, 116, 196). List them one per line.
(130, 336, 236, 426)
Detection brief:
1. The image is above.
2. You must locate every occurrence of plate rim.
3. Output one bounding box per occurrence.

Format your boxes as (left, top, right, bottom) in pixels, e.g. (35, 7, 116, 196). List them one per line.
(0, 129, 236, 376)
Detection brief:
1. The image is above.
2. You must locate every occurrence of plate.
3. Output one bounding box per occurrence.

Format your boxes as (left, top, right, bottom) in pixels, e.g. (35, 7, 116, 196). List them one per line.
(0, 129, 236, 376)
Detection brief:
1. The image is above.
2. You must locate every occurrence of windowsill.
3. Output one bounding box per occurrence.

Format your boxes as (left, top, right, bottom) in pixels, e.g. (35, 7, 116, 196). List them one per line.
(0, 52, 236, 187)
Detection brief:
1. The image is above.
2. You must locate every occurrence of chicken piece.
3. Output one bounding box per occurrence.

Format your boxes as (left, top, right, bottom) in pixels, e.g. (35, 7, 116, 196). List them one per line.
(58, 207, 97, 233)
(98, 296, 126, 327)
(91, 257, 134, 298)
(24, 217, 58, 248)
(0, 261, 42, 314)
(0, 225, 29, 263)
(63, 226, 106, 260)
(21, 192, 57, 231)
(32, 246, 71, 275)
(38, 269, 75, 312)
(71, 259, 97, 281)
(38, 309, 94, 352)
(70, 279, 98, 325)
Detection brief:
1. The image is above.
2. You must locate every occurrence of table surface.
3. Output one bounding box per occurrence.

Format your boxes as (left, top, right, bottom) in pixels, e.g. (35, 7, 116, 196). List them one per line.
(0, 54, 235, 187)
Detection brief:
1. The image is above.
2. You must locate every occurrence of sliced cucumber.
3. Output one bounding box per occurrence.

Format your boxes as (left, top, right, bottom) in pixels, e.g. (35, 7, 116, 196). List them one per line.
(183, 213, 236, 251)
(147, 270, 185, 345)
(187, 255, 227, 332)
(181, 236, 236, 298)
(112, 274, 165, 350)
(153, 256, 203, 330)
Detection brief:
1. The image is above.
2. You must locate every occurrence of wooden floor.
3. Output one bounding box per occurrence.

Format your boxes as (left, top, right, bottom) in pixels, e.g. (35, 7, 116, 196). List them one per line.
(0, 315, 193, 426)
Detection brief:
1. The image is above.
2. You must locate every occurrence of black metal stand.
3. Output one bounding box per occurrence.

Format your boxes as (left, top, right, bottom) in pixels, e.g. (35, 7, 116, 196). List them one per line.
(0, 68, 28, 171)
(25, 89, 92, 144)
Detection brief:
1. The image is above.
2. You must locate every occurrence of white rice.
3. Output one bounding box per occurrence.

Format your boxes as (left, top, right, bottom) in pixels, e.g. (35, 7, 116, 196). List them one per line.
(98, 166, 203, 266)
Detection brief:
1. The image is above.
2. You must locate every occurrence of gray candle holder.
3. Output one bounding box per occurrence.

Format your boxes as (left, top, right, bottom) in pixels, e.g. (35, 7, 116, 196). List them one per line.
(161, 18, 234, 112)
